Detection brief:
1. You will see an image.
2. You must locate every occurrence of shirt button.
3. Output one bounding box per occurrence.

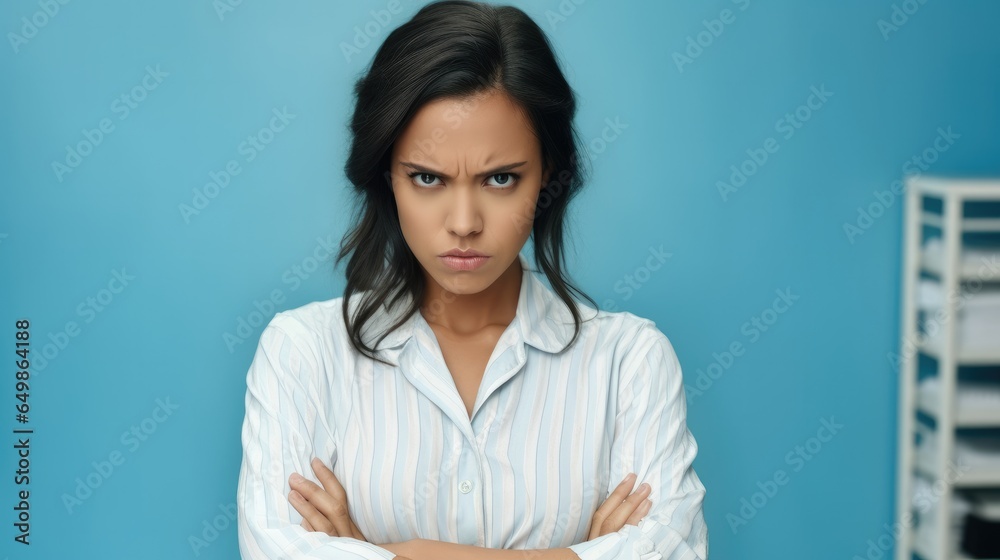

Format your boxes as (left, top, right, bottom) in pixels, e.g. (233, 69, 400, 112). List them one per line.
(459, 480, 473, 493)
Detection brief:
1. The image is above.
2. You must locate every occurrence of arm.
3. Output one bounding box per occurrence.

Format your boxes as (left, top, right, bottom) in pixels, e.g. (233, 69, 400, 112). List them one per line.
(290, 454, 652, 560)
(566, 322, 709, 560)
(400, 539, 580, 560)
(236, 317, 397, 559)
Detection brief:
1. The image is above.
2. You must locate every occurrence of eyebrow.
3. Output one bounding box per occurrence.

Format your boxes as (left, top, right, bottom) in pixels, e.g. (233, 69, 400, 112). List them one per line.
(398, 161, 528, 180)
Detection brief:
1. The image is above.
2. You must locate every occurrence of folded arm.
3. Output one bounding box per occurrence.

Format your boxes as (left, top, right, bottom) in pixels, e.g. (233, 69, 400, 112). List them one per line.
(566, 321, 709, 560)
(237, 319, 397, 559)
(394, 539, 580, 560)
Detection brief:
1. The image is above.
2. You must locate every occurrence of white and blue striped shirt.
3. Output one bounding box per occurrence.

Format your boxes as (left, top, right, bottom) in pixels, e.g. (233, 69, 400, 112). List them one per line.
(237, 253, 708, 559)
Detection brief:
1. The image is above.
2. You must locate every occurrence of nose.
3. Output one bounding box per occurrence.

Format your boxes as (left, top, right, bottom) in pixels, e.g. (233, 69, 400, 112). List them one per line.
(444, 185, 483, 238)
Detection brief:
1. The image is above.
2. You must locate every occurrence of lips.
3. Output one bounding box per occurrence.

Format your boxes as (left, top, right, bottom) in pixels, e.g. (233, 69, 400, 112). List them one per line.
(439, 253, 490, 271)
(441, 249, 488, 258)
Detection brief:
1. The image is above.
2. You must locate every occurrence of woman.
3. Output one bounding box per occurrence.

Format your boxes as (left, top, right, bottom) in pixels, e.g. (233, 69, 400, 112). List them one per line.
(236, 2, 708, 559)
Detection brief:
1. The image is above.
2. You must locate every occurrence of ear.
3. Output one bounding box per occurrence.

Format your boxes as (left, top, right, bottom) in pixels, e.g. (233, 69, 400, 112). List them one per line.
(541, 161, 552, 189)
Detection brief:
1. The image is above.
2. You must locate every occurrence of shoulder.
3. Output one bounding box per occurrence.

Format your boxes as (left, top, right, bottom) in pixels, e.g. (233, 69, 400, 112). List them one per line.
(246, 296, 357, 394)
(578, 305, 675, 355)
(579, 306, 681, 380)
(257, 296, 351, 361)
(269, 296, 346, 338)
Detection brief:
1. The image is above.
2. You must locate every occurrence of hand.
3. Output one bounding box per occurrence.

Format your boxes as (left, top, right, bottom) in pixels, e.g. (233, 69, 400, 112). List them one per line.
(586, 473, 653, 540)
(288, 457, 367, 540)
(382, 539, 420, 559)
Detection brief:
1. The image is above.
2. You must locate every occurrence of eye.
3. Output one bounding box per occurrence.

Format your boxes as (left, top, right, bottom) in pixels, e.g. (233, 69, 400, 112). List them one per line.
(408, 172, 442, 188)
(405, 171, 521, 189)
(487, 173, 519, 189)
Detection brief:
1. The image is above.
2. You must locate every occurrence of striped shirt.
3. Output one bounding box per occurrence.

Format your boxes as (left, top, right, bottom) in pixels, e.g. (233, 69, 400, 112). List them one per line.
(237, 252, 708, 559)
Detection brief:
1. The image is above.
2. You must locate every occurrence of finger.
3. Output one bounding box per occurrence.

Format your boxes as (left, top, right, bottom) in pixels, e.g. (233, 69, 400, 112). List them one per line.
(301, 518, 316, 532)
(589, 474, 637, 538)
(311, 458, 351, 505)
(603, 482, 651, 533)
(592, 474, 636, 521)
(625, 499, 652, 527)
(289, 489, 338, 536)
(349, 518, 366, 541)
(289, 474, 350, 537)
(309, 458, 356, 538)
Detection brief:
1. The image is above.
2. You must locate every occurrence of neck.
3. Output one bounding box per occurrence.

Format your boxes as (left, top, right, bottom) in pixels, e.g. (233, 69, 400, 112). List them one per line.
(420, 257, 522, 336)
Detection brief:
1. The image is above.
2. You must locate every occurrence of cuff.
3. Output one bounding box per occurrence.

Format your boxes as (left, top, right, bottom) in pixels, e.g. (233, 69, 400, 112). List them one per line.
(567, 520, 661, 560)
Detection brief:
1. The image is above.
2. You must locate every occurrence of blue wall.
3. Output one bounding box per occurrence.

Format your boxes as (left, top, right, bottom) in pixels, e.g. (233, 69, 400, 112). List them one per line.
(2, 1, 998, 558)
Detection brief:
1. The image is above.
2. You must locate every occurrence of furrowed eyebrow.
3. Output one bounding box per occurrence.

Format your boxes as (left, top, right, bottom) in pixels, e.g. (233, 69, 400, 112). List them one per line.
(399, 161, 527, 180)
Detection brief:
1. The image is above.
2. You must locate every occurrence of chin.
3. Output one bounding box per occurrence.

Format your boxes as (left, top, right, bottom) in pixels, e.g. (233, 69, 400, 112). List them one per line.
(438, 274, 488, 294)
(428, 264, 497, 292)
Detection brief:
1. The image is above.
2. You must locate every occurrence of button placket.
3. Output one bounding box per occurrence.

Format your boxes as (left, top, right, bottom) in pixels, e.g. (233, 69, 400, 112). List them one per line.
(454, 441, 481, 544)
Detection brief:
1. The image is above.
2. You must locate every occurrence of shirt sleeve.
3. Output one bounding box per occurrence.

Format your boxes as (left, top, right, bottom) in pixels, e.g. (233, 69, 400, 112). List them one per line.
(567, 321, 709, 560)
(236, 315, 397, 560)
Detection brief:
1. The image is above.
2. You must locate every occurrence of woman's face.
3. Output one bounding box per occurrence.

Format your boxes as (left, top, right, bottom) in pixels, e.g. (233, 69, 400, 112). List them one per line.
(389, 89, 550, 295)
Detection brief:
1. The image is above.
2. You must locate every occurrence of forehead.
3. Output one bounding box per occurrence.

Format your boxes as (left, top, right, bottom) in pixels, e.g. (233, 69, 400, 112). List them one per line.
(392, 90, 538, 164)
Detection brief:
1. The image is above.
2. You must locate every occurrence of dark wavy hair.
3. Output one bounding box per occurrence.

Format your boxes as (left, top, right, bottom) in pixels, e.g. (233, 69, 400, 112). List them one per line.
(335, 0, 598, 366)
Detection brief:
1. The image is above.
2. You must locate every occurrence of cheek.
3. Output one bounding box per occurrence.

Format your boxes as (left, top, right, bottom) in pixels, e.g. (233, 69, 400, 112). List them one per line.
(507, 188, 542, 222)
(487, 194, 538, 241)
(395, 197, 436, 238)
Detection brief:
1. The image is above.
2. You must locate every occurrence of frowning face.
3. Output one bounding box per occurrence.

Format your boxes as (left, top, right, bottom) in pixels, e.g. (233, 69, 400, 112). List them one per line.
(389, 88, 550, 296)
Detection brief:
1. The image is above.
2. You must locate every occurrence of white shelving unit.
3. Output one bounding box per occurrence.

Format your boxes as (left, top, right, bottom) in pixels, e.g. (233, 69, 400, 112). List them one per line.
(895, 175, 1000, 560)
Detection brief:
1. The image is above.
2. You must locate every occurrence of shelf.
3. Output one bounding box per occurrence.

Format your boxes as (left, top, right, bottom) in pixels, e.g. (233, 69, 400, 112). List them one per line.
(922, 211, 1000, 232)
(908, 175, 1000, 200)
(920, 260, 1000, 282)
(919, 336, 1000, 366)
(913, 520, 1000, 560)
(918, 390, 1000, 427)
(897, 175, 1000, 560)
(915, 454, 1000, 488)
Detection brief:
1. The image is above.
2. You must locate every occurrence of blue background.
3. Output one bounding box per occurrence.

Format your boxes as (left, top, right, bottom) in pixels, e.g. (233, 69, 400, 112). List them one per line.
(2, 0, 999, 558)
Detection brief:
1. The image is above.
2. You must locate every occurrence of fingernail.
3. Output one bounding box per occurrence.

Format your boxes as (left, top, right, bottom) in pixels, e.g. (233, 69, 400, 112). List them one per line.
(626, 473, 636, 481)
(290, 473, 303, 484)
(639, 483, 650, 492)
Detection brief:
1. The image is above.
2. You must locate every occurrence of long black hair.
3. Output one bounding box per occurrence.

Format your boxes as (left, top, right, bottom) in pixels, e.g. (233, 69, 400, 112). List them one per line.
(336, 0, 598, 366)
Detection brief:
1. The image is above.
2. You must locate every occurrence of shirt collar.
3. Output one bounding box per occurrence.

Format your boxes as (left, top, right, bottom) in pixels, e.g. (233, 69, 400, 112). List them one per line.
(358, 253, 579, 355)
